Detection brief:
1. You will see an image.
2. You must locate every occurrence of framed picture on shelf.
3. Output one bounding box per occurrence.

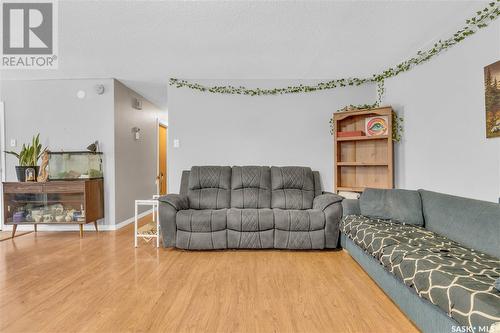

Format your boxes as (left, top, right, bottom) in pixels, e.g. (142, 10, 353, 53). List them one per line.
(365, 116, 389, 136)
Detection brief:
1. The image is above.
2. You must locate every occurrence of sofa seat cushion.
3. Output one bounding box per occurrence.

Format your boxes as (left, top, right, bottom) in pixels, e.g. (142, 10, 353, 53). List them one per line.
(341, 215, 500, 329)
(227, 208, 274, 249)
(227, 208, 273, 231)
(176, 209, 227, 232)
(273, 209, 325, 231)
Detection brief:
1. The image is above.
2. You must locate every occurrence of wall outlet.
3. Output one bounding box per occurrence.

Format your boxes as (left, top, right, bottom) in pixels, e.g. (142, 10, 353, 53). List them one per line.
(10, 139, 16, 147)
(173, 139, 180, 148)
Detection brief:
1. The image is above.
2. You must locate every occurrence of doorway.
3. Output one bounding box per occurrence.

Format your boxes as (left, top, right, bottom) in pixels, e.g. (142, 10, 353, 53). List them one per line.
(0, 102, 4, 231)
(158, 123, 167, 195)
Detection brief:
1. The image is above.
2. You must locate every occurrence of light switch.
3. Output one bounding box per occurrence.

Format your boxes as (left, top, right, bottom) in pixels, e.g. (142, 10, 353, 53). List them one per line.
(10, 139, 16, 147)
(173, 139, 180, 148)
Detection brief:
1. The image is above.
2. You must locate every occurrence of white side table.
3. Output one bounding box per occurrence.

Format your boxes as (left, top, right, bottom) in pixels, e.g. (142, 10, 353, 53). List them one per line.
(134, 198, 160, 248)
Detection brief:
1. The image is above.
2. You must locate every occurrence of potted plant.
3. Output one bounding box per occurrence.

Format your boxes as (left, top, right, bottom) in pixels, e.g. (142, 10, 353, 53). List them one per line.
(5, 134, 46, 182)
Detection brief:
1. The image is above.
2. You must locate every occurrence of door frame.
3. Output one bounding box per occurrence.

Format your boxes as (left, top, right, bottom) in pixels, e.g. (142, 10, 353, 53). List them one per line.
(156, 118, 168, 195)
(0, 101, 5, 230)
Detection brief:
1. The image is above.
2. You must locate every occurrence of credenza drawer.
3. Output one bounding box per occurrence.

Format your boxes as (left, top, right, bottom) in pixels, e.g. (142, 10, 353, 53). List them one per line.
(43, 181, 85, 193)
(3, 183, 43, 193)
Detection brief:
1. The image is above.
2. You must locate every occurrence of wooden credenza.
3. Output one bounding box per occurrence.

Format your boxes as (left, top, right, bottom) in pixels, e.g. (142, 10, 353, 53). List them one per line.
(3, 179, 104, 237)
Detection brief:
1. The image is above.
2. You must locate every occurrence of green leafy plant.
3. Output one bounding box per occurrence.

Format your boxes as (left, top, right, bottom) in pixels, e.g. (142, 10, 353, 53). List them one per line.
(5, 134, 45, 166)
(168, 1, 499, 96)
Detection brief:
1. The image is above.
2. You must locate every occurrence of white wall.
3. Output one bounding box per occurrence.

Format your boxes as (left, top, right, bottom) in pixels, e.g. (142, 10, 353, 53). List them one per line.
(383, 20, 500, 202)
(0, 78, 166, 229)
(167, 80, 376, 192)
(0, 79, 116, 225)
(114, 80, 165, 222)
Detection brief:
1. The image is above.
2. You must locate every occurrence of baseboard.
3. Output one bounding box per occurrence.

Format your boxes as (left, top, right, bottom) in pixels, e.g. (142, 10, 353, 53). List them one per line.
(114, 209, 153, 230)
(0, 209, 153, 232)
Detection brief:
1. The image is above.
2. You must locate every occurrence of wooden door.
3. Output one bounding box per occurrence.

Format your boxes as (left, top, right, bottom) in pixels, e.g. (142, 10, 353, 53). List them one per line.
(158, 124, 167, 195)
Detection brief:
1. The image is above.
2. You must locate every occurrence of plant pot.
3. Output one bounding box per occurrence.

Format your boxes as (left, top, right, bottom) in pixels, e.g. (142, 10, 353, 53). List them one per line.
(15, 166, 39, 182)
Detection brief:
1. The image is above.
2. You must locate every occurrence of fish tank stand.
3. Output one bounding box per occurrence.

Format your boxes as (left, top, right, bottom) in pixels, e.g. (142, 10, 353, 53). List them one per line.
(3, 179, 104, 238)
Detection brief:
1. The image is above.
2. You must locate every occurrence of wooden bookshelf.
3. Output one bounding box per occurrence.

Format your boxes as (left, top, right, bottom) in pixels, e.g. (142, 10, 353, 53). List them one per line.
(333, 106, 394, 193)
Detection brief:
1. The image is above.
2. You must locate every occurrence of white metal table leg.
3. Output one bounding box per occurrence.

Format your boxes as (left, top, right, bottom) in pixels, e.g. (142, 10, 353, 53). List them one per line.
(134, 201, 138, 248)
(156, 202, 160, 248)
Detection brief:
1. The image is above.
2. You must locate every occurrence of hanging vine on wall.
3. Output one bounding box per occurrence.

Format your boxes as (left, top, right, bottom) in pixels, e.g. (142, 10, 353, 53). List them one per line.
(169, 1, 499, 96)
(169, 1, 497, 142)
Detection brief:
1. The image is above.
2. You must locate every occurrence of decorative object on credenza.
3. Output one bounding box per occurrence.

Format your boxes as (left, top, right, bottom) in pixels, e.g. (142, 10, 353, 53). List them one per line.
(86, 141, 99, 152)
(37, 150, 49, 182)
(4, 134, 46, 182)
(25, 167, 37, 182)
(365, 116, 389, 136)
(485, 60, 500, 138)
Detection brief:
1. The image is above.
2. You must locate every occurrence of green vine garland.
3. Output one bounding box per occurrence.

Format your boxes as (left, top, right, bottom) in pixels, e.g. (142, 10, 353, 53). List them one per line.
(169, 1, 499, 96)
(169, 2, 498, 143)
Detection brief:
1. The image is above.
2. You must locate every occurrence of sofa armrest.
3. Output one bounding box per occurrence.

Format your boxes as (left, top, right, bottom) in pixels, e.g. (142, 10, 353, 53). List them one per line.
(158, 194, 189, 210)
(313, 193, 343, 211)
(323, 200, 343, 248)
(342, 199, 360, 216)
(158, 194, 188, 247)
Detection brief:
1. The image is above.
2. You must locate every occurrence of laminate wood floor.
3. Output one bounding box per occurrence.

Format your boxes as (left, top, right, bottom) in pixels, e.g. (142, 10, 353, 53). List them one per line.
(0, 221, 418, 333)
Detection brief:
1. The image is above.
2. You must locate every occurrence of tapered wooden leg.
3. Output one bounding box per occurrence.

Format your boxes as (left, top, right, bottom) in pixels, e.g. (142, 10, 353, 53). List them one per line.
(93, 221, 98, 232)
(34, 224, 37, 232)
(79, 224, 83, 238)
(12, 224, 17, 238)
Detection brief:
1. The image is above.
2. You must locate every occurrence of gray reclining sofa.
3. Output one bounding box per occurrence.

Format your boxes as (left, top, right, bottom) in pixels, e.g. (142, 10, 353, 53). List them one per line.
(159, 166, 343, 250)
(341, 188, 500, 333)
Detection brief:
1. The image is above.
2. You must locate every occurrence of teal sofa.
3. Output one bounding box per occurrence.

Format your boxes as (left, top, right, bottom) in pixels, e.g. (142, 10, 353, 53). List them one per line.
(340, 189, 500, 333)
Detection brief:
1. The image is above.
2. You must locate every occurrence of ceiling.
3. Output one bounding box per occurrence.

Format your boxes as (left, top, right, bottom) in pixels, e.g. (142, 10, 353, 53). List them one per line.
(0, 0, 489, 108)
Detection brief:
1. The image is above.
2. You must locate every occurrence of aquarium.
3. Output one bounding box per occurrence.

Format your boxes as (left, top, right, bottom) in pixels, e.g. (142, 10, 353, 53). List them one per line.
(48, 151, 103, 180)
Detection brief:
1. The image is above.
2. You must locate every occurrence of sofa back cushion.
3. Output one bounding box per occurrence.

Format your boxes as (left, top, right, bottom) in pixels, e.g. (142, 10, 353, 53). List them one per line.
(187, 166, 231, 209)
(231, 166, 271, 208)
(360, 188, 424, 226)
(419, 190, 500, 258)
(271, 166, 315, 209)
